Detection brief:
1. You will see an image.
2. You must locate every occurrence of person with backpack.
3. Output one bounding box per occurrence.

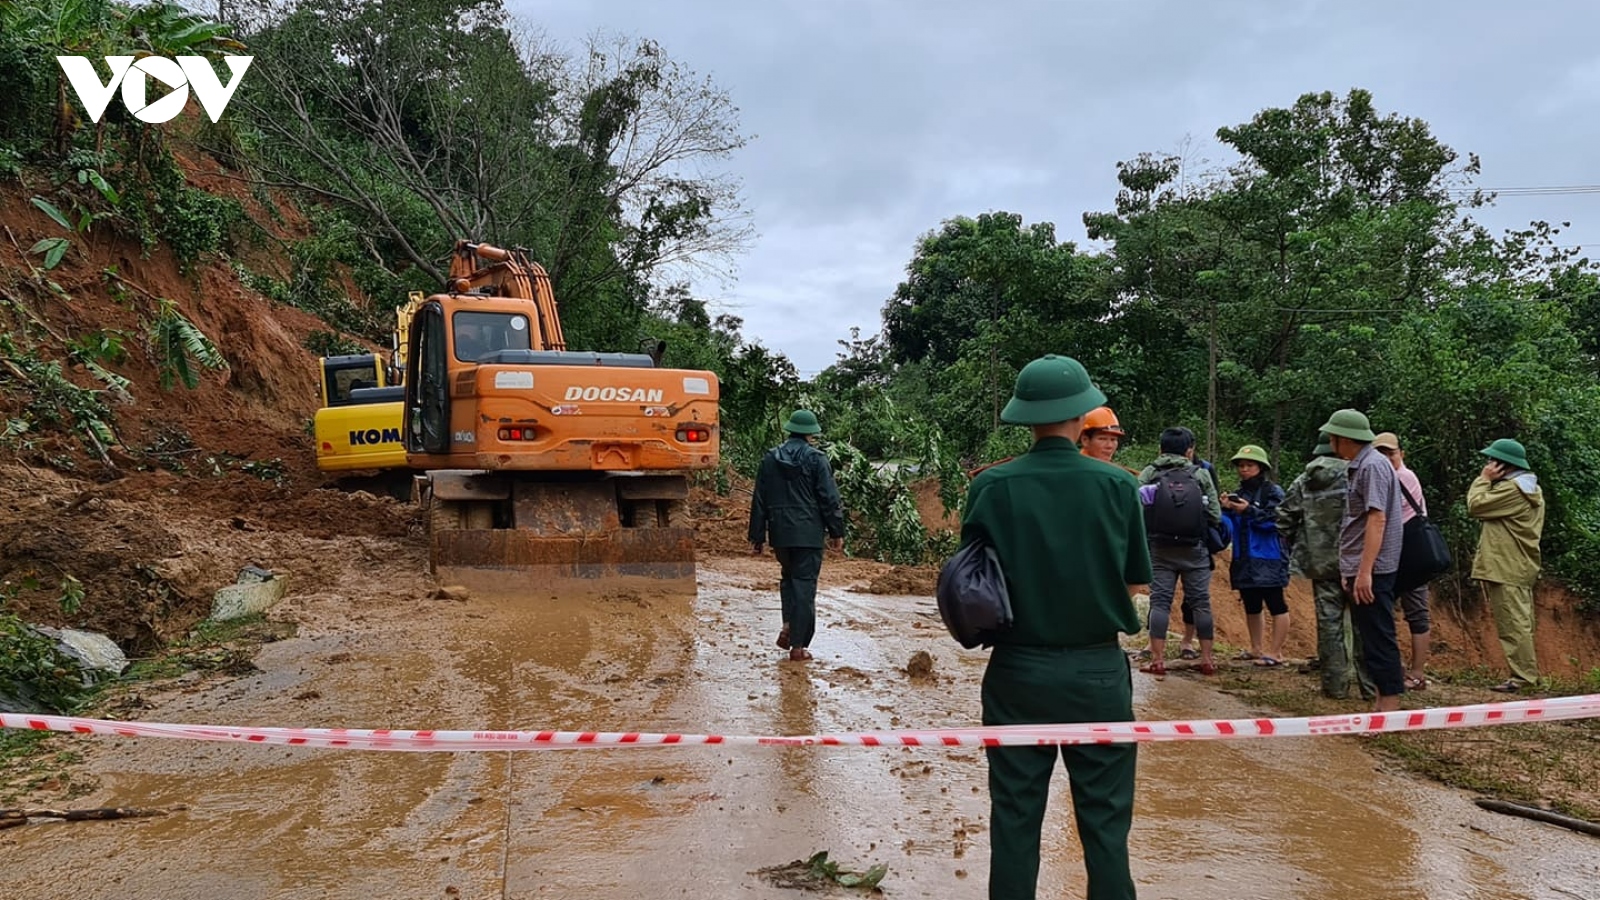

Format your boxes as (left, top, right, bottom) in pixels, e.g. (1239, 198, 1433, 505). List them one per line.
(1177, 427, 1224, 658)
(1136, 427, 1223, 675)
(1279, 435, 1376, 700)
(1222, 445, 1291, 666)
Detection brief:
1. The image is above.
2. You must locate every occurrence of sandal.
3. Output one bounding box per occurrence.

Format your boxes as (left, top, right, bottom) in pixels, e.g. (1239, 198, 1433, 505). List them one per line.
(1404, 675, 1428, 691)
(788, 647, 813, 662)
(1234, 650, 1259, 661)
(1199, 662, 1217, 676)
(1487, 679, 1520, 694)
(1179, 648, 1200, 660)
(1253, 656, 1283, 668)
(1138, 661, 1167, 676)
(775, 625, 791, 650)
(1132, 648, 1153, 662)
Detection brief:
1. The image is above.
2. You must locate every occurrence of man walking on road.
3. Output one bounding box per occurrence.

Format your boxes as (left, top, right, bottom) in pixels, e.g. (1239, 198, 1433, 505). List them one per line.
(1468, 438, 1546, 693)
(1320, 409, 1406, 711)
(960, 354, 1150, 900)
(1279, 434, 1375, 701)
(748, 410, 846, 662)
(1373, 432, 1433, 691)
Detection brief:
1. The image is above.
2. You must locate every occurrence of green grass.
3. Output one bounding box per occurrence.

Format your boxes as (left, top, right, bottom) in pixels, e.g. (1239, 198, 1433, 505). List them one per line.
(1215, 664, 1600, 822)
(122, 614, 295, 681)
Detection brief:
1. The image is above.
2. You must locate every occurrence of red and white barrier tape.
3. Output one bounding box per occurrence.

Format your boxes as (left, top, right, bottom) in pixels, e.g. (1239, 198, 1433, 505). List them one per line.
(3, 694, 1598, 752)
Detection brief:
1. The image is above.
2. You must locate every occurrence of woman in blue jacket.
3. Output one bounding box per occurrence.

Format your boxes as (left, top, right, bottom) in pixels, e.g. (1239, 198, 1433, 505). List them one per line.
(1223, 444, 1290, 666)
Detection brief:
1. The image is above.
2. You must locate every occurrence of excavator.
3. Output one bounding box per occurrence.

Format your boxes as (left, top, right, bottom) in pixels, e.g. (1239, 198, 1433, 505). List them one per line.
(397, 241, 719, 595)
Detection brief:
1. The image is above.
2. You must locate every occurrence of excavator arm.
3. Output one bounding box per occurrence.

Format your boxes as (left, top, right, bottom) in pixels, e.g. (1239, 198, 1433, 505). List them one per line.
(446, 242, 565, 351)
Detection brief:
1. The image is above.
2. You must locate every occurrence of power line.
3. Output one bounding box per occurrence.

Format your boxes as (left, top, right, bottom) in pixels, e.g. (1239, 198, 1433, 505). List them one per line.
(1449, 185, 1600, 196)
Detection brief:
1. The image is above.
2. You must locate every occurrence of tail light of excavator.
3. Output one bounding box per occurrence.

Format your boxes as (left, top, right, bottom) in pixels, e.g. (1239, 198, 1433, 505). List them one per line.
(676, 427, 712, 443)
(497, 427, 539, 441)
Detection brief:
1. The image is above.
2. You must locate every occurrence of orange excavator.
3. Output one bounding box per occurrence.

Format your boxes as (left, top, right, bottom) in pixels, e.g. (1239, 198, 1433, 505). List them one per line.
(401, 241, 720, 595)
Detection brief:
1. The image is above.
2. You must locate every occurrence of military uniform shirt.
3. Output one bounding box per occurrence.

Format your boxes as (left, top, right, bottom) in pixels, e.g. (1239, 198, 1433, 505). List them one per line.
(960, 437, 1150, 646)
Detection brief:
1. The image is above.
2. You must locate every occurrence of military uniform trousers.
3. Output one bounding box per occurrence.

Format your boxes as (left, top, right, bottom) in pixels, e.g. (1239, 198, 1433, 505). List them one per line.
(1312, 579, 1375, 700)
(982, 643, 1136, 900)
(772, 546, 823, 648)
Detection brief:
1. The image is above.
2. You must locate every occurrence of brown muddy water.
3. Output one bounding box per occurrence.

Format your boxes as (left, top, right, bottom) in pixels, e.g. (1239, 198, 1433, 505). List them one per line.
(2, 557, 1596, 899)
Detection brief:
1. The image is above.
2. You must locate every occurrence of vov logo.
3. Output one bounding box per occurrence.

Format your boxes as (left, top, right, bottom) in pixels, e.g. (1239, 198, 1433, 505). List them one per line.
(57, 55, 253, 124)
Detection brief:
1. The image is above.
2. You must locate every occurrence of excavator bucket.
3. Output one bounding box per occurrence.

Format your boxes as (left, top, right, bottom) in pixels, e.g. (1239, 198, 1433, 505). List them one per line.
(424, 473, 697, 599)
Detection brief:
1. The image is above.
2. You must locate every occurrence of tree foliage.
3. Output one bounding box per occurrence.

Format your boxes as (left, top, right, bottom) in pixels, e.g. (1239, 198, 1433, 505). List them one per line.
(230, 0, 751, 350)
(858, 89, 1600, 603)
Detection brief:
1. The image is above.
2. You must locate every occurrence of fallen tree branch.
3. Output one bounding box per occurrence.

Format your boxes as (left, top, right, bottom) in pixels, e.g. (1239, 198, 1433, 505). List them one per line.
(0, 805, 186, 829)
(1474, 799, 1600, 838)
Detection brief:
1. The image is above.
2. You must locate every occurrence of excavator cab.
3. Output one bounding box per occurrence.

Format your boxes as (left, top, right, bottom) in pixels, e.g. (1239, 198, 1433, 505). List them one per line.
(402, 241, 719, 597)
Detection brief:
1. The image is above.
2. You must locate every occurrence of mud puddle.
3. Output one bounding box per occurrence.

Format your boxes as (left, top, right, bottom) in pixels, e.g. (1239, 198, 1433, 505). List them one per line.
(2, 557, 1596, 899)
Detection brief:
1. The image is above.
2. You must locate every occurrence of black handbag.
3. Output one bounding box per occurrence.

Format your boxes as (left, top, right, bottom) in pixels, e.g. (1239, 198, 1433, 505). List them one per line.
(936, 539, 1013, 649)
(1395, 481, 1451, 593)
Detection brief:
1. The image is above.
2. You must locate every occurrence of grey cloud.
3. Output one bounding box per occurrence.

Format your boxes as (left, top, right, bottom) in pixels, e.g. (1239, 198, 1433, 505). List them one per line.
(512, 0, 1600, 372)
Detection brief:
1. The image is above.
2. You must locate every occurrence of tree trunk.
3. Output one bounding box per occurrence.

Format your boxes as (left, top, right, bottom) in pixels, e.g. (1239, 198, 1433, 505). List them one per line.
(1206, 297, 1218, 464)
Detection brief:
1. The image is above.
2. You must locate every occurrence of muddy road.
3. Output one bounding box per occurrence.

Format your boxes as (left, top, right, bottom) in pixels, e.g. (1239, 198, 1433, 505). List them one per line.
(3, 553, 1597, 900)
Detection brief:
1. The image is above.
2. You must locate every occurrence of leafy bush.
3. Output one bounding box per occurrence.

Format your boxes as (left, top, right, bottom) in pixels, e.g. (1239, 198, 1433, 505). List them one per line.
(824, 439, 930, 565)
(0, 582, 103, 714)
(304, 330, 368, 358)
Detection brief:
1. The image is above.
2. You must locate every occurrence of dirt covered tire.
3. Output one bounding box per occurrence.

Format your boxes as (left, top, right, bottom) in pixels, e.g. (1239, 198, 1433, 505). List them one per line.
(429, 497, 464, 532)
(665, 499, 690, 528)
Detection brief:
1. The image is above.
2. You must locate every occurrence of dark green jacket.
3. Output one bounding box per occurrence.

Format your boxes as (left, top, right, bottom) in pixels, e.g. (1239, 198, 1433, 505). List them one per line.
(959, 437, 1150, 646)
(748, 437, 846, 548)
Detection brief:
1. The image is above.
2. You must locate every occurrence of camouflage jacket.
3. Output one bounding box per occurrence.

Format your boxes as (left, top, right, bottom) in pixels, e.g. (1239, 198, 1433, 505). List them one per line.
(1277, 455, 1347, 581)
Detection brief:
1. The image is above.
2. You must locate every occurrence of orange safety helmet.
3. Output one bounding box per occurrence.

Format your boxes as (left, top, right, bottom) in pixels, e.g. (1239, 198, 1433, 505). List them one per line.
(1081, 406, 1126, 437)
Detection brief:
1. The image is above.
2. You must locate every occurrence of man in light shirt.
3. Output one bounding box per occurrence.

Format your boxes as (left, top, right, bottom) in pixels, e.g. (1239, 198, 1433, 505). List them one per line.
(1372, 433, 1431, 691)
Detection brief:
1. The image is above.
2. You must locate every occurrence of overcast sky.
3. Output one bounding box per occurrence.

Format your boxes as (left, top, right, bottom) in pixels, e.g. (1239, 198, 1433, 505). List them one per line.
(511, 0, 1600, 375)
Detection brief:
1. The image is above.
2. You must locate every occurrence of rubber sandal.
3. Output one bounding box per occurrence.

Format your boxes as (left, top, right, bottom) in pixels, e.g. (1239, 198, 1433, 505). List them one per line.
(1487, 679, 1520, 693)
(1234, 650, 1259, 661)
(776, 625, 791, 650)
(788, 647, 813, 662)
(1404, 675, 1428, 691)
(1138, 662, 1167, 676)
(1179, 648, 1200, 660)
(1253, 656, 1283, 668)
(1133, 648, 1153, 662)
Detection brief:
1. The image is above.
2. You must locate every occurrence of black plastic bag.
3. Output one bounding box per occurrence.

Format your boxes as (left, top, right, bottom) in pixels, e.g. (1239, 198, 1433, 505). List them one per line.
(936, 539, 1013, 649)
(1395, 483, 1451, 593)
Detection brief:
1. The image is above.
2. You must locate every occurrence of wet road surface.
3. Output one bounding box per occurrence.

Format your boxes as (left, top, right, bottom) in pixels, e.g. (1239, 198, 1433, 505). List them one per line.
(2, 558, 1597, 899)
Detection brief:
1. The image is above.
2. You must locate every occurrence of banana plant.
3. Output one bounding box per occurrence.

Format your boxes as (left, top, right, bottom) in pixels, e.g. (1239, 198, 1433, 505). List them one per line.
(147, 298, 227, 390)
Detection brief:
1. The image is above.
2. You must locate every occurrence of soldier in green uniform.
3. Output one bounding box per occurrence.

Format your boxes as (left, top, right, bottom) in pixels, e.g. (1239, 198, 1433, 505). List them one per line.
(1278, 435, 1375, 700)
(959, 355, 1151, 900)
(748, 410, 846, 662)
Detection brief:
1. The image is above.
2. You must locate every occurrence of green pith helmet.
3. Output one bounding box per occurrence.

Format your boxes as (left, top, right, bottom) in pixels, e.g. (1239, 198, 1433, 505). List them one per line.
(1230, 444, 1272, 470)
(1480, 438, 1530, 471)
(1313, 433, 1334, 457)
(784, 409, 821, 435)
(1318, 408, 1376, 443)
(1000, 354, 1107, 426)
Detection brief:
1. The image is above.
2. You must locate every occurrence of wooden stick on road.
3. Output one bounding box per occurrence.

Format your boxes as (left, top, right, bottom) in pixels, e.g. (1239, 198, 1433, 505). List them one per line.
(1474, 799, 1600, 838)
(0, 806, 186, 829)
